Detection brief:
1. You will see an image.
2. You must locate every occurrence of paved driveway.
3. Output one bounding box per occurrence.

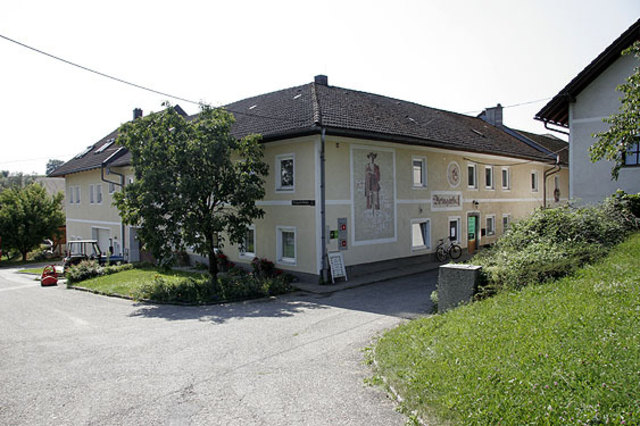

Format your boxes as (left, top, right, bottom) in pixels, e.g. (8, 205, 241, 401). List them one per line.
(0, 267, 436, 425)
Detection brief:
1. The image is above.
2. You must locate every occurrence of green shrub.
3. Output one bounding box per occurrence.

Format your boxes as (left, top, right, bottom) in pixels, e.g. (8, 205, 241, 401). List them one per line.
(135, 270, 293, 304)
(66, 260, 134, 285)
(138, 275, 216, 303)
(472, 195, 638, 295)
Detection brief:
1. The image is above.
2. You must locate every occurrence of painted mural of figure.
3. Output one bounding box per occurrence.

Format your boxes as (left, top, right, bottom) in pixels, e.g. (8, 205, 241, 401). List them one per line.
(365, 152, 380, 210)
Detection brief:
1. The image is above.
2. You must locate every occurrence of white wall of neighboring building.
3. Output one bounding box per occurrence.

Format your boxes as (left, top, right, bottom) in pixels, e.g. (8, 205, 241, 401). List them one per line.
(569, 53, 640, 204)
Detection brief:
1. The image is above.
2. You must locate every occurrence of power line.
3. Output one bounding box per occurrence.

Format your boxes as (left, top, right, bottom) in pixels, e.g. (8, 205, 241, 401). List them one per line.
(0, 33, 202, 106)
(0, 33, 307, 125)
(463, 97, 552, 115)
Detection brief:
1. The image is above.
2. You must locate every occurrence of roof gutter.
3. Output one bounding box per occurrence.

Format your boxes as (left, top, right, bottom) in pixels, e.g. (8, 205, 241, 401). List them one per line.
(543, 120, 570, 137)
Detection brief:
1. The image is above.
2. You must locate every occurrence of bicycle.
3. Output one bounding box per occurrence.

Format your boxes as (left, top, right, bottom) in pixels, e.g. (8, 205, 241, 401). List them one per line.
(435, 236, 462, 262)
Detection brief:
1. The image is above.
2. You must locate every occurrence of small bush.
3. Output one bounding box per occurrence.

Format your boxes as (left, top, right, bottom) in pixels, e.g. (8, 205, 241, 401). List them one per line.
(135, 270, 293, 304)
(66, 260, 133, 285)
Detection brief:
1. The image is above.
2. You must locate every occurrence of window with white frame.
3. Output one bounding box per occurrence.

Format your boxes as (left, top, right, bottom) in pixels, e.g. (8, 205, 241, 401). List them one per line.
(411, 219, 431, 250)
(467, 163, 477, 188)
(486, 215, 496, 235)
(531, 170, 539, 192)
(75, 186, 80, 204)
(276, 226, 296, 265)
(89, 185, 95, 204)
(502, 214, 511, 232)
(276, 154, 295, 192)
(485, 166, 494, 189)
(96, 184, 103, 204)
(501, 167, 510, 190)
(108, 182, 116, 194)
(412, 157, 427, 188)
(240, 225, 256, 257)
(448, 217, 461, 243)
(68, 186, 75, 204)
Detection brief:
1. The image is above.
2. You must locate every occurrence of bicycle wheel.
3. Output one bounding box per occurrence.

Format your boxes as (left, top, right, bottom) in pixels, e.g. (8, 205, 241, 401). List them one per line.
(435, 246, 448, 262)
(449, 244, 462, 259)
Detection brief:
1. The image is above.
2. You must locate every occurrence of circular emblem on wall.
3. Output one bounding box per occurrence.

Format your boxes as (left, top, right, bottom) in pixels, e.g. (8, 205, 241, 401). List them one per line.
(447, 161, 460, 188)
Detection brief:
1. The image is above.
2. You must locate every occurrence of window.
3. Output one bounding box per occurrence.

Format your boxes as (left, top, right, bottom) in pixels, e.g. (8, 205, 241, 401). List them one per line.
(503, 214, 511, 232)
(501, 167, 510, 190)
(624, 141, 640, 166)
(276, 154, 295, 192)
(412, 157, 427, 188)
(276, 226, 296, 265)
(96, 184, 102, 204)
(448, 217, 461, 243)
(240, 225, 256, 257)
(486, 215, 496, 236)
(75, 186, 80, 204)
(108, 182, 116, 194)
(411, 219, 431, 250)
(126, 175, 134, 185)
(68, 186, 74, 204)
(467, 163, 477, 188)
(89, 184, 95, 204)
(485, 166, 494, 189)
(531, 170, 539, 192)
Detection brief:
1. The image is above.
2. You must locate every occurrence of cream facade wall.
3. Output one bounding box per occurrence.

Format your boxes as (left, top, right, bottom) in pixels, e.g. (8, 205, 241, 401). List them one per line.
(64, 167, 130, 256)
(225, 134, 567, 277)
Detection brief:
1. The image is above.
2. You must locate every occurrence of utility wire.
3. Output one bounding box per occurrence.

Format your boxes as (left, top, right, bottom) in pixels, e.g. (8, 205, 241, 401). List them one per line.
(463, 97, 552, 115)
(0, 33, 304, 124)
(0, 33, 201, 106)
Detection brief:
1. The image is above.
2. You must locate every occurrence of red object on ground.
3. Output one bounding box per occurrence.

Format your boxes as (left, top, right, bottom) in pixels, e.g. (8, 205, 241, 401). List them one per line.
(41, 265, 58, 286)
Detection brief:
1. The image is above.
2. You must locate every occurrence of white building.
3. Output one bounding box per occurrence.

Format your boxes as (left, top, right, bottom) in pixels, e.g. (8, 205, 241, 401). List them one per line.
(536, 18, 640, 204)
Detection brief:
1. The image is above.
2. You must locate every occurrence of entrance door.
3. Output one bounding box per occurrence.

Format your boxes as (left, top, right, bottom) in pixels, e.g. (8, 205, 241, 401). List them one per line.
(467, 214, 479, 254)
(91, 228, 110, 255)
(129, 227, 140, 262)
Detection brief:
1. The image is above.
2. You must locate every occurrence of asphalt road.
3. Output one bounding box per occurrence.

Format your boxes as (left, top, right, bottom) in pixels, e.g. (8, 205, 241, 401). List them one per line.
(0, 266, 437, 425)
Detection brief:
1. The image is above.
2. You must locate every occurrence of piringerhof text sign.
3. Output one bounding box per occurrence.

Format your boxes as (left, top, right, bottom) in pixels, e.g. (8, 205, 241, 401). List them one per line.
(431, 191, 462, 211)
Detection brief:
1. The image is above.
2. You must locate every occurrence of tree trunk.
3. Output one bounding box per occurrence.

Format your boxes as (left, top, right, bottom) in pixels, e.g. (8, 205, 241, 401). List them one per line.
(21, 250, 28, 262)
(208, 247, 219, 277)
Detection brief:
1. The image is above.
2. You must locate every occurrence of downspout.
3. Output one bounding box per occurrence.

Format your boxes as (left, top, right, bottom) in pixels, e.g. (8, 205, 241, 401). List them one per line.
(543, 155, 561, 208)
(320, 127, 328, 282)
(101, 147, 126, 257)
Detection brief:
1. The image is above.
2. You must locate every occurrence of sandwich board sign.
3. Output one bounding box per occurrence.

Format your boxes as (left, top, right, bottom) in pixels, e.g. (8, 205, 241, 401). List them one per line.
(327, 251, 348, 283)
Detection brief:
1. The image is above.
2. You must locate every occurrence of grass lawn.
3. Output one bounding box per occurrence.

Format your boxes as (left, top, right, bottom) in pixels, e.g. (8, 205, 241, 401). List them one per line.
(72, 268, 207, 299)
(17, 267, 47, 275)
(373, 232, 640, 425)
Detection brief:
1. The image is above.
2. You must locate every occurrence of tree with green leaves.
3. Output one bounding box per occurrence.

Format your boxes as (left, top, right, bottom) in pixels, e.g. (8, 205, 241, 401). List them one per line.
(46, 159, 64, 175)
(0, 170, 36, 190)
(590, 41, 640, 179)
(0, 183, 65, 261)
(114, 104, 268, 276)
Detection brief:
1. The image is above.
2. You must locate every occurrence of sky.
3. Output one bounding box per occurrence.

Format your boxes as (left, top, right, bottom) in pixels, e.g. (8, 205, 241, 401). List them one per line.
(1, 0, 639, 175)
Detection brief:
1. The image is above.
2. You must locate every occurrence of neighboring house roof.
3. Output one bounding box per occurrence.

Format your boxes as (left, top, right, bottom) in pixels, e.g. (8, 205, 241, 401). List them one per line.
(514, 130, 569, 166)
(52, 79, 557, 177)
(535, 18, 640, 127)
(35, 177, 66, 197)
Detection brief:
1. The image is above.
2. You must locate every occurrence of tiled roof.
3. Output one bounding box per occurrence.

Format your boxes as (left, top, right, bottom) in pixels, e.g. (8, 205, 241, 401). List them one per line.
(51, 80, 556, 177)
(535, 18, 640, 127)
(514, 130, 569, 166)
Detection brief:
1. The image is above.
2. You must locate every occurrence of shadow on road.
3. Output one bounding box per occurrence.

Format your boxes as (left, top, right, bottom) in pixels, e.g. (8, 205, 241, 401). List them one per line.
(128, 270, 437, 324)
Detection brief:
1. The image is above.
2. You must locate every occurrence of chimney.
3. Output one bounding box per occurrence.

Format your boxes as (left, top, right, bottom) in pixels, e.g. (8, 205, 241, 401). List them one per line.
(314, 75, 328, 86)
(133, 108, 143, 120)
(483, 104, 503, 127)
